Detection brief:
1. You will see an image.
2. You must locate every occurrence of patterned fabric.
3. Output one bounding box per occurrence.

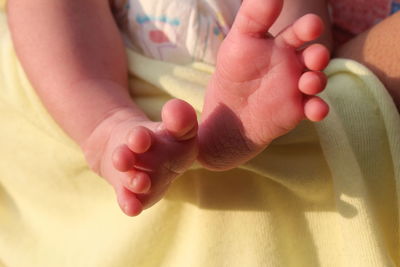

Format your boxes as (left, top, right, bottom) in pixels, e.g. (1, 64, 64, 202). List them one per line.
(114, 0, 241, 64)
(328, 0, 400, 44)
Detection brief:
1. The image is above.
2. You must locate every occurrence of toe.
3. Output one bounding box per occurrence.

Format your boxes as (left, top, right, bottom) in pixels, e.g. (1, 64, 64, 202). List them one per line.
(299, 71, 327, 95)
(300, 43, 330, 71)
(276, 14, 324, 48)
(162, 99, 198, 141)
(124, 170, 151, 194)
(127, 126, 152, 154)
(116, 186, 143, 216)
(112, 145, 136, 172)
(137, 183, 170, 210)
(304, 96, 329, 122)
(231, 0, 283, 37)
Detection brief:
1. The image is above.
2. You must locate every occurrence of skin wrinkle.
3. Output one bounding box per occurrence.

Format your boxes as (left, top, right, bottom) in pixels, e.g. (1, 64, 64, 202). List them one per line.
(251, 63, 302, 143)
(212, 69, 255, 107)
(200, 104, 253, 168)
(212, 41, 283, 104)
(252, 46, 275, 80)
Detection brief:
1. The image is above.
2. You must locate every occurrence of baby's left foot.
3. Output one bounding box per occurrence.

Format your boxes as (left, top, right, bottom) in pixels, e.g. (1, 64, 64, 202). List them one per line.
(199, 0, 330, 170)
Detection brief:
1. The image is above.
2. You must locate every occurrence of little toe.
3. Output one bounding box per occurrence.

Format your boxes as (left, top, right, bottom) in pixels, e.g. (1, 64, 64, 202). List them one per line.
(304, 96, 329, 122)
(116, 185, 143, 216)
(300, 43, 330, 71)
(112, 145, 136, 172)
(124, 170, 151, 194)
(162, 99, 198, 141)
(276, 14, 324, 48)
(299, 71, 327, 95)
(127, 126, 152, 154)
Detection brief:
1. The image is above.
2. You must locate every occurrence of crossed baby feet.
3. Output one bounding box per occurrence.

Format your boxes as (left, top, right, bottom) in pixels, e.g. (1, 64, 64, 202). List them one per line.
(93, 0, 330, 216)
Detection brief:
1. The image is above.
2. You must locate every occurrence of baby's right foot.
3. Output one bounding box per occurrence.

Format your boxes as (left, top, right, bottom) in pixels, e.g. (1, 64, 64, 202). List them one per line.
(199, 0, 330, 170)
(84, 99, 198, 216)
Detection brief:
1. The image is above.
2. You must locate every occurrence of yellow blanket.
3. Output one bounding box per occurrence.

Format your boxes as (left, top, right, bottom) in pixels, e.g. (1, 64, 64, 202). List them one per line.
(1, 8, 399, 267)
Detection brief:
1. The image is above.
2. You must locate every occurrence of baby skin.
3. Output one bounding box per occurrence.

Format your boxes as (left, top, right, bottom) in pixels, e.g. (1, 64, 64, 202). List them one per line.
(86, 99, 198, 216)
(8, 0, 198, 217)
(98, 0, 330, 215)
(199, 0, 330, 170)
(8, 0, 329, 217)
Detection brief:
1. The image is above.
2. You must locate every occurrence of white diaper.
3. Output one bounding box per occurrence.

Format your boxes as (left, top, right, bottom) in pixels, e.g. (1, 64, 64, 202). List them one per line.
(113, 0, 241, 64)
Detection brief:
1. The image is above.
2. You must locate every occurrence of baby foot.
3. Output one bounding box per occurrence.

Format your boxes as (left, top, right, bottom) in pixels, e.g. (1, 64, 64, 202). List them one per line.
(199, 0, 330, 170)
(85, 99, 198, 216)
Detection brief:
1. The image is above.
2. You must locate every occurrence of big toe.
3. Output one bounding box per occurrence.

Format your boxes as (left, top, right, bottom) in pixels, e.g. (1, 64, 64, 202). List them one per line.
(161, 99, 198, 140)
(232, 0, 283, 36)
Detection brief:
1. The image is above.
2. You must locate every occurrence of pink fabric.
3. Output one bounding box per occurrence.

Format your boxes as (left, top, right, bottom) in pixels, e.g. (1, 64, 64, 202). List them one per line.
(329, 0, 391, 35)
(328, 0, 394, 46)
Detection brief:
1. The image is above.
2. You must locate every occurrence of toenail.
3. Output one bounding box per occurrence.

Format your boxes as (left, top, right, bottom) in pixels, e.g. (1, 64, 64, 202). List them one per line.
(130, 177, 138, 189)
(123, 203, 129, 213)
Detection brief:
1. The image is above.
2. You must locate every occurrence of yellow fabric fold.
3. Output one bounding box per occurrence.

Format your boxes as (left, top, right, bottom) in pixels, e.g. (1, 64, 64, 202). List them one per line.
(1, 10, 399, 267)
